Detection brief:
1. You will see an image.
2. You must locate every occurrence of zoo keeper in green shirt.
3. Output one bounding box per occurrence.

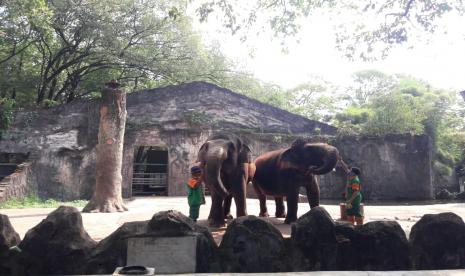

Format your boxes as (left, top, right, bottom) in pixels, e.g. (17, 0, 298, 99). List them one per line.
(186, 165, 204, 222)
(339, 157, 364, 225)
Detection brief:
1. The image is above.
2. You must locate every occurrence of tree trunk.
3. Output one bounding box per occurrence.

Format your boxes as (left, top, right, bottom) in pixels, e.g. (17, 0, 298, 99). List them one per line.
(83, 80, 128, 212)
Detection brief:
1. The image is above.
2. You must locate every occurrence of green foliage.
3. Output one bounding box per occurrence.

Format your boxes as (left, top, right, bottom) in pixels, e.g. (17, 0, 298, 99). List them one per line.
(0, 98, 15, 138)
(362, 93, 426, 136)
(0, 193, 87, 209)
(182, 110, 214, 128)
(193, 1, 464, 60)
(349, 70, 396, 106)
(43, 99, 59, 108)
(336, 107, 372, 125)
(434, 160, 453, 177)
(0, 0, 235, 106)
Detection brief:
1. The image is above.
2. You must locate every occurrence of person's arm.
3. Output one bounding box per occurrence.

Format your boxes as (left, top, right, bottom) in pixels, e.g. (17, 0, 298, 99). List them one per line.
(339, 158, 351, 173)
(346, 190, 359, 204)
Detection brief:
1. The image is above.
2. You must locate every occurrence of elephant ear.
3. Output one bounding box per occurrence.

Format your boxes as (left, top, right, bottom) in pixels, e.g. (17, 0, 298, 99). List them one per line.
(290, 138, 307, 150)
(238, 144, 252, 163)
(196, 142, 209, 163)
(279, 148, 301, 170)
(281, 138, 307, 163)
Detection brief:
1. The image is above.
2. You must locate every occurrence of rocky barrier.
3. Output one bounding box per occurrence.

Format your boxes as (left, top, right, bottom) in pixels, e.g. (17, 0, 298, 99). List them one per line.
(1, 206, 465, 274)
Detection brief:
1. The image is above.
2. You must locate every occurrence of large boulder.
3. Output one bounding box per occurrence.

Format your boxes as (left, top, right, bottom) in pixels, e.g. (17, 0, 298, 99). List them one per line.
(218, 215, 287, 272)
(0, 214, 20, 256)
(17, 206, 97, 275)
(147, 210, 218, 273)
(337, 221, 410, 270)
(82, 221, 148, 275)
(410, 212, 465, 269)
(290, 206, 338, 271)
(0, 214, 21, 275)
(84, 210, 217, 274)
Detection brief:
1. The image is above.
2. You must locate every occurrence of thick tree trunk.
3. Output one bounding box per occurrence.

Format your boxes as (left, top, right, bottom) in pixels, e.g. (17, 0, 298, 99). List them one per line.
(83, 80, 128, 212)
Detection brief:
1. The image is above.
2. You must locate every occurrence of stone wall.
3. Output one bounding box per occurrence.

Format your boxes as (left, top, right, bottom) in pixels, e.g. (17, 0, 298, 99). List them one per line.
(0, 162, 34, 203)
(325, 134, 434, 200)
(0, 82, 435, 201)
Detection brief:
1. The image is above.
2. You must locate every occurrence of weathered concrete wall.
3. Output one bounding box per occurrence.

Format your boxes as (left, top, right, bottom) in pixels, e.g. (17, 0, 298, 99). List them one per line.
(0, 162, 35, 203)
(325, 134, 434, 200)
(0, 82, 336, 200)
(0, 82, 434, 201)
(243, 133, 434, 201)
(122, 128, 211, 197)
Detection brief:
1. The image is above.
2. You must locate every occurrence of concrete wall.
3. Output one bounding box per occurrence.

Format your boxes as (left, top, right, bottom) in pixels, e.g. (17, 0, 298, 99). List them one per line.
(0, 82, 435, 201)
(323, 134, 434, 200)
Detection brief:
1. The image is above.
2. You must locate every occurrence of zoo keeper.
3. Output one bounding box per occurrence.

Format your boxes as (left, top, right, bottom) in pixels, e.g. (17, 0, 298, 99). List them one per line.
(186, 165, 204, 222)
(339, 157, 364, 225)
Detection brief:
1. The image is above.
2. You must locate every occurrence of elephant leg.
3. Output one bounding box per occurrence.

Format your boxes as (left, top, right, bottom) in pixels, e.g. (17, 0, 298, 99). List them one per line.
(284, 189, 299, 224)
(223, 194, 233, 219)
(275, 197, 286, 218)
(209, 193, 226, 227)
(231, 164, 248, 218)
(306, 175, 320, 208)
(253, 181, 269, 217)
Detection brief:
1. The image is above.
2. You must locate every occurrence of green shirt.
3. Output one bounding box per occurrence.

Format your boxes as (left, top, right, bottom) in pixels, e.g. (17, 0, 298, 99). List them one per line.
(187, 182, 202, 206)
(346, 173, 361, 199)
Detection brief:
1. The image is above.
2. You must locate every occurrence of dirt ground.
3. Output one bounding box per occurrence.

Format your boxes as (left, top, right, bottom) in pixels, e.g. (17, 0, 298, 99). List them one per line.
(3, 196, 465, 244)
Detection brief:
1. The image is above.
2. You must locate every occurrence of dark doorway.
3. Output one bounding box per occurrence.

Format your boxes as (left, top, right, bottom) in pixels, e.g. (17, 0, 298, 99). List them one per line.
(132, 146, 168, 196)
(0, 153, 28, 181)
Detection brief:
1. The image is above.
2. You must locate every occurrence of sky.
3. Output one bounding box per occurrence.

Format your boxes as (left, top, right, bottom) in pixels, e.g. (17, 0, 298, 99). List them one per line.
(189, 6, 465, 91)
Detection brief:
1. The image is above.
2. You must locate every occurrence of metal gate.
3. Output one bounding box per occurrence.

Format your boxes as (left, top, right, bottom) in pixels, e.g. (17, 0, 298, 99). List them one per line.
(132, 147, 168, 196)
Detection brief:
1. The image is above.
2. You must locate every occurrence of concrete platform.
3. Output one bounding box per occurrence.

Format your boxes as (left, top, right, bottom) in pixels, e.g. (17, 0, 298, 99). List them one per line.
(3, 196, 465, 244)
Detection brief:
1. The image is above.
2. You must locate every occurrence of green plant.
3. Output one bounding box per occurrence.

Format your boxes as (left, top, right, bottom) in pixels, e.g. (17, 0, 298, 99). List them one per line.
(0, 193, 88, 209)
(434, 161, 453, 177)
(0, 98, 16, 138)
(182, 110, 213, 127)
(43, 99, 59, 108)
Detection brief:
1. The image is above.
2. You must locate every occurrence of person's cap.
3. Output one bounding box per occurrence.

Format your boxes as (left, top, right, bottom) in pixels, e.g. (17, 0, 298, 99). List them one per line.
(190, 166, 202, 174)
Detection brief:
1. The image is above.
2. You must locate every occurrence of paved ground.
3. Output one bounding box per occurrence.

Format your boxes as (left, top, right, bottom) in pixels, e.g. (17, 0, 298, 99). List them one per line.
(3, 196, 465, 244)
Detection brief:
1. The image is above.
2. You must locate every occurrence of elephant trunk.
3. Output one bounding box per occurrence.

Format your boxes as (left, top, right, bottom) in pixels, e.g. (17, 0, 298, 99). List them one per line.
(310, 144, 339, 175)
(205, 148, 229, 199)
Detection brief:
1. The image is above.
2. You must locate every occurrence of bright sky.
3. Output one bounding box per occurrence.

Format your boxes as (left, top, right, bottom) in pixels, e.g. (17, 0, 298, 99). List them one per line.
(190, 7, 465, 91)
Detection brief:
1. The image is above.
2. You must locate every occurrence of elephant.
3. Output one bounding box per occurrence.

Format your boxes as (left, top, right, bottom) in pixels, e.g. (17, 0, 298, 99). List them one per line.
(252, 138, 339, 224)
(197, 133, 254, 227)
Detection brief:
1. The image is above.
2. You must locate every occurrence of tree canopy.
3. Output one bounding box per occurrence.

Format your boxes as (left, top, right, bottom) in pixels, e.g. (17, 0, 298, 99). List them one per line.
(193, 0, 465, 60)
(0, 0, 234, 105)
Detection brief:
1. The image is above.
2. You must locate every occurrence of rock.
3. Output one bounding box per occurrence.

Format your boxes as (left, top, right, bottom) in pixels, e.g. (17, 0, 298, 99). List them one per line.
(291, 206, 338, 271)
(435, 188, 455, 200)
(147, 209, 197, 235)
(0, 214, 21, 275)
(149, 210, 218, 273)
(410, 212, 465, 269)
(17, 206, 97, 275)
(338, 221, 410, 270)
(82, 221, 148, 275)
(0, 214, 20, 257)
(218, 215, 286, 272)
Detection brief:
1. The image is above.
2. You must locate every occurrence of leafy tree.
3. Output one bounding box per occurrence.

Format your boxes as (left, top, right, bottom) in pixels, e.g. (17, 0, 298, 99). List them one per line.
(362, 92, 426, 136)
(0, 0, 234, 105)
(286, 80, 339, 122)
(193, 0, 464, 59)
(349, 70, 396, 106)
(0, 98, 15, 139)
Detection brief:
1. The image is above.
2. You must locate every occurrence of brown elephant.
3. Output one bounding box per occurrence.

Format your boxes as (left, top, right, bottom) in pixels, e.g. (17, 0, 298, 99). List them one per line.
(252, 138, 339, 224)
(197, 133, 254, 227)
